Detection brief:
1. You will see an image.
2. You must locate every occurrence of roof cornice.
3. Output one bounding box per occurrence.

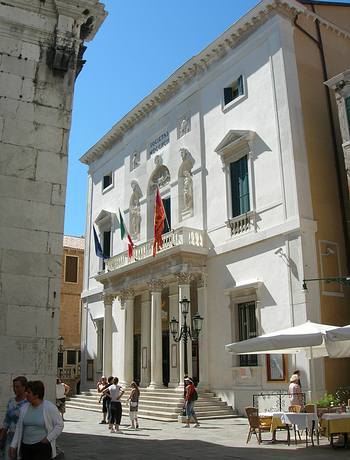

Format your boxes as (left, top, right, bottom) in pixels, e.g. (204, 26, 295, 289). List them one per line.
(80, 0, 350, 166)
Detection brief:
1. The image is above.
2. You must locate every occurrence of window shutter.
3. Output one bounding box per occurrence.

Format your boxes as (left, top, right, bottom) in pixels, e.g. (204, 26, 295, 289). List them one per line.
(230, 156, 250, 217)
(237, 75, 244, 96)
(65, 256, 78, 283)
(230, 161, 240, 217)
(346, 96, 350, 129)
(238, 301, 257, 366)
(238, 156, 250, 214)
(224, 87, 233, 105)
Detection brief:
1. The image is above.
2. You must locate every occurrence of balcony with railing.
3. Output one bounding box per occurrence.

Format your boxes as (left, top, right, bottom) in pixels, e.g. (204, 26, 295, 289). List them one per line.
(225, 211, 255, 237)
(106, 227, 208, 273)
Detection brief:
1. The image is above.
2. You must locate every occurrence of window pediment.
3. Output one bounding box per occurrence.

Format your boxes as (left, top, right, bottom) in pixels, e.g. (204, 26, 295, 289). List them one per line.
(215, 130, 255, 163)
(95, 209, 114, 228)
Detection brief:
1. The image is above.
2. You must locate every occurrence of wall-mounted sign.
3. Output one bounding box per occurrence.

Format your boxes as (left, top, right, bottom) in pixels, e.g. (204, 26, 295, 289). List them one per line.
(149, 131, 169, 155)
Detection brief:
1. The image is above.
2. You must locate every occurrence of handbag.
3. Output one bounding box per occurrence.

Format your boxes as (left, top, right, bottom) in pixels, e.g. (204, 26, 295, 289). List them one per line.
(0, 431, 7, 450)
(130, 401, 138, 408)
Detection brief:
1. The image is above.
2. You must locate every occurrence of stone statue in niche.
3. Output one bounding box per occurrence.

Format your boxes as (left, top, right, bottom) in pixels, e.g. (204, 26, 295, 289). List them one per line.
(130, 151, 140, 171)
(150, 155, 170, 190)
(178, 115, 191, 138)
(129, 180, 142, 239)
(183, 170, 193, 212)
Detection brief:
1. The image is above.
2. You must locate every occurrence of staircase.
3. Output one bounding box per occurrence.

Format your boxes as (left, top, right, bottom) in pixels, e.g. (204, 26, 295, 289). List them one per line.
(66, 388, 236, 422)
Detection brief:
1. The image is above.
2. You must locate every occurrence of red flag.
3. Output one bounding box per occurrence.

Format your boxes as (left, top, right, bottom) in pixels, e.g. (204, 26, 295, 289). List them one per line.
(153, 187, 165, 256)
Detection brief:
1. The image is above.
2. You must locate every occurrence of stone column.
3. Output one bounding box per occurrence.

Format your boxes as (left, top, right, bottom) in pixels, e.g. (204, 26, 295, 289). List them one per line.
(177, 272, 193, 388)
(102, 293, 114, 377)
(168, 283, 179, 388)
(197, 273, 209, 390)
(119, 288, 134, 385)
(148, 280, 164, 389)
(140, 292, 151, 387)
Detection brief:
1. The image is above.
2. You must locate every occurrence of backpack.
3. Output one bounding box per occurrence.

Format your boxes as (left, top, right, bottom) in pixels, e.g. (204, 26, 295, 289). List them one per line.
(190, 389, 198, 401)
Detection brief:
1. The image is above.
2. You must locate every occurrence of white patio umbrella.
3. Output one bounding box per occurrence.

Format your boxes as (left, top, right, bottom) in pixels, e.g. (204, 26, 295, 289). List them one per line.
(326, 325, 350, 358)
(225, 321, 340, 398)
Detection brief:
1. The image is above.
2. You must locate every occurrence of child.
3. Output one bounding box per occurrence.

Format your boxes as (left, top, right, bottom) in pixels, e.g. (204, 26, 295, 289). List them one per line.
(127, 381, 140, 429)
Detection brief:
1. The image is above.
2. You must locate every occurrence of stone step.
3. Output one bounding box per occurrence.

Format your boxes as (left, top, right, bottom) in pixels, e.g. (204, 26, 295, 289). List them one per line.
(67, 388, 235, 421)
(65, 403, 237, 421)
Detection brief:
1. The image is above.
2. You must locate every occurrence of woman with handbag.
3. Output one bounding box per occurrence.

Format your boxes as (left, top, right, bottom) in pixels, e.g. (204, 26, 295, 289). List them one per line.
(127, 382, 140, 430)
(0, 376, 28, 460)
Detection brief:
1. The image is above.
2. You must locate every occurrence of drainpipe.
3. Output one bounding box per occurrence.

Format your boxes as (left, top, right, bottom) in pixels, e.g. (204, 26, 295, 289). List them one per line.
(294, 8, 350, 272)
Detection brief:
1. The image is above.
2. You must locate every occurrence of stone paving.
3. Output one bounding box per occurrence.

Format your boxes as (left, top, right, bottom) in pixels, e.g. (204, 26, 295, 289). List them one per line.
(59, 407, 349, 459)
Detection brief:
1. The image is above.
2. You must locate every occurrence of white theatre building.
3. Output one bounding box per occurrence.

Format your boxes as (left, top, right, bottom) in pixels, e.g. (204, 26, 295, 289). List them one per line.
(80, 0, 350, 413)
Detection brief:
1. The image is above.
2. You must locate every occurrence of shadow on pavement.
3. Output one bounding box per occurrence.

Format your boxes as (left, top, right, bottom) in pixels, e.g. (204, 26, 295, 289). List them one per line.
(59, 431, 348, 460)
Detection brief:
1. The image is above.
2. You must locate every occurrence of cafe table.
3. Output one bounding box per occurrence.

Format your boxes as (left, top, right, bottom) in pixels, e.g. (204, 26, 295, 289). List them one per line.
(320, 413, 350, 447)
(259, 412, 318, 446)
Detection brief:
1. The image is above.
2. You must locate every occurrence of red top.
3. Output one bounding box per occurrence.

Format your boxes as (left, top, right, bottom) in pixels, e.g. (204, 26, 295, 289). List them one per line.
(185, 383, 196, 401)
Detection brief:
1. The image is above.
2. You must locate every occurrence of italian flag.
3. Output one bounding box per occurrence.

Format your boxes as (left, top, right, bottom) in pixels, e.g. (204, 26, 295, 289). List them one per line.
(119, 209, 134, 258)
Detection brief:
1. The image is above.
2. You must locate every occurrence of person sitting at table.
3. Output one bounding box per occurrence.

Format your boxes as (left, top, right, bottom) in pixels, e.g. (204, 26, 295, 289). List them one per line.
(288, 374, 303, 407)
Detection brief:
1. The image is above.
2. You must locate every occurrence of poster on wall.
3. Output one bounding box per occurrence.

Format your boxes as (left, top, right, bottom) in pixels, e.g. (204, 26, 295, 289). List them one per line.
(266, 354, 287, 381)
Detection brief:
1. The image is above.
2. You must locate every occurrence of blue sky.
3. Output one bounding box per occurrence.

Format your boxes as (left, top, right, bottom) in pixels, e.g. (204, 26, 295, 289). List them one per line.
(64, 0, 343, 236)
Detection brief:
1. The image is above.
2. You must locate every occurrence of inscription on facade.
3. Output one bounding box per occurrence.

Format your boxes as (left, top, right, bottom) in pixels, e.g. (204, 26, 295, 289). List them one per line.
(149, 131, 169, 155)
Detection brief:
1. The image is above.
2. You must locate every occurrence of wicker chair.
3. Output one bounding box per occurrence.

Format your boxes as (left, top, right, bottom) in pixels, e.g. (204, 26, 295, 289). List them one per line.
(288, 405, 302, 413)
(304, 404, 319, 445)
(245, 407, 272, 444)
(288, 405, 302, 444)
(304, 404, 316, 413)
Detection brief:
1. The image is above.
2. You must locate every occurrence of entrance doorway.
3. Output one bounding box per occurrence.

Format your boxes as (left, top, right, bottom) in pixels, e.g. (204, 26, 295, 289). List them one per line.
(133, 334, 141, 385)
(162, 332, 169, 386)
(192, 342, 199, 386)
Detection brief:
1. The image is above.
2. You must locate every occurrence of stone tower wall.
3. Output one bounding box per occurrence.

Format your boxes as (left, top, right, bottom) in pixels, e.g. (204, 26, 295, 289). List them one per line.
(0, 0, 106, 415)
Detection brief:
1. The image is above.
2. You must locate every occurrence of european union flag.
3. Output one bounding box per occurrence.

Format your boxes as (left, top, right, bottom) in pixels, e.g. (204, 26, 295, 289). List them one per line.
(93, 226, 109, 260)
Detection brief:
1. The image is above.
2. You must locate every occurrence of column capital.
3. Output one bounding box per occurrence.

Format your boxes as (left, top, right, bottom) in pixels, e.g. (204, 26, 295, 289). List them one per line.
(118, 288, 135, 309)
(176, 272, 193, 285)
(101, 292, 114, 305)
(147, 279, 165, 293)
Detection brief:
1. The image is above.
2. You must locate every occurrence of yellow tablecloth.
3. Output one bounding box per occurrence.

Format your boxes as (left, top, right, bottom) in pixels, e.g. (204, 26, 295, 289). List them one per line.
(320, 414, 350, 437)
(259, 413, 287, 432)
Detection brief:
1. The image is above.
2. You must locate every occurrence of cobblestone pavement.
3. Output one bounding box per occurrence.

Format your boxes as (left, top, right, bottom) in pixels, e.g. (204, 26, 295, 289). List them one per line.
(59, 408, 349, 460)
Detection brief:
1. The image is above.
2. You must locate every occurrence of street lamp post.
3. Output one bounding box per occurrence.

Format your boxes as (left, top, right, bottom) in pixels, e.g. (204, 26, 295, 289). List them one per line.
(169, 298, 204, 378)
(58, 336, 64, 378)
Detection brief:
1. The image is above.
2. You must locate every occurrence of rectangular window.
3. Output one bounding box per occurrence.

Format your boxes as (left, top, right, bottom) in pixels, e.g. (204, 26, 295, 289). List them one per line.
(67, 350, 77, 365)
(64, 255, 78, 283)
(162, 197, 171, 234)
(238, 301, 257, 366)
(102, 230, 111, 270)
(103, 231, 111, 257)
(224, 75, 244, 106)
(346, 96, 350, 130)
(102, 173, 112, 190)
(230, 155, 250, 217)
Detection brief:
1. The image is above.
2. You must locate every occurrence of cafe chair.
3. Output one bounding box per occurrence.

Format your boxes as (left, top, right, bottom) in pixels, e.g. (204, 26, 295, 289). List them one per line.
(303, 404, 320, 445)
(245, 407, 271, 444)
(304, 404, 316, 413)
(288, 405, 302, 413)
(288, 405, 302, 444)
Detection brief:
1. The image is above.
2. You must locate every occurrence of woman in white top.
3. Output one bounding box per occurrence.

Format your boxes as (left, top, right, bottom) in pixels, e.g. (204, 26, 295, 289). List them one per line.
(10, 380, 63, 460)
(104, 377, 124, 433)
(288, 374, 303, 407)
